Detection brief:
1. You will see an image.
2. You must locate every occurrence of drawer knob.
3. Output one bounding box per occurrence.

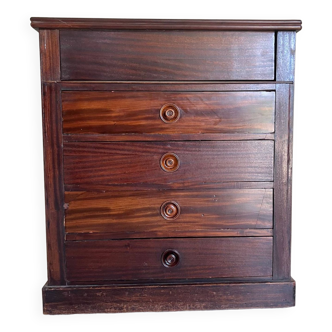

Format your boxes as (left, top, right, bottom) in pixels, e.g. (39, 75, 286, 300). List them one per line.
(160, 104, 180, 123)
(161, 201, 180, 220)
(160, 153, 180, 172)
(162, 249, 180, 268)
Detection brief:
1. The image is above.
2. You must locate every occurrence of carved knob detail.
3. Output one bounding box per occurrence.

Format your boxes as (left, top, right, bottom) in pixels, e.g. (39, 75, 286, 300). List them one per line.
(161, 201, 180, 220)
(162, 249, 180, 268)
(160, 153, 180, 172)
(160, 104, 181, 123)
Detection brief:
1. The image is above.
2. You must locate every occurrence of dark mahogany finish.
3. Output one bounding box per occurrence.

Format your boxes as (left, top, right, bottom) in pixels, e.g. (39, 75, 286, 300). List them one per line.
(32, 18, 300, 314)
(41, 83, 65, 285)
(160, 152, 180, 173)
(162, 250, 180, 268)
(60, 30, 275, 81)
(64, 189, 273, 240)
(62, 91, 275, 135)
(160, 104, 181, 124)
(160, 201, 181, 220)
(31, 17, 302, 31)
(43, 280, 295, 314)
(65, 237, 273, 283)
(63, 141, 274, 187)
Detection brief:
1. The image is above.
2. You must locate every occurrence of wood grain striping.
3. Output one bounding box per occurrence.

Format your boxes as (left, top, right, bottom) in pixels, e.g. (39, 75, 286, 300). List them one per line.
(42, 280, 296, 314)
(276, 31, 296, 81)
(62, 91, 275, 135)
(64, 189, 273, 240)
(65, 237, 273, 282)
(273, 84, 292, 279)
(63, 141, 274, 187)
(64, 181, 274, 192)
(60, 30, 275, 81)
(39, 30, 60, 82)
(66, 229, 273, 241)
(31, 17, 302, 31)
(60, 82, 277, 91)
(41, 83, 65, 284)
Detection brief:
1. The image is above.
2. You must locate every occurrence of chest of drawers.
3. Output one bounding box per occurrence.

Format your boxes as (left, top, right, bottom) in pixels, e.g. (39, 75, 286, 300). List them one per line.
(31, 17, 301, 314)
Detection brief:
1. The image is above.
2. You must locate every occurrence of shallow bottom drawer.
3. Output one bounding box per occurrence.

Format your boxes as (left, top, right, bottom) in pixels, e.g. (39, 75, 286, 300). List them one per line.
(66, 237, 272, 283)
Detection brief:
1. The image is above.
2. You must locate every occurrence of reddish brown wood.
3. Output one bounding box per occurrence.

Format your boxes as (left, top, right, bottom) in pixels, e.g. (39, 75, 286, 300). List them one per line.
(160, 104, 181, 124)
(60, 82, 277, 91)
(43, 280, 295, 314)
(39, 30, 60, 82)
(65, 237, 272, 282)
(63, 133, 275, 142)
(38, 28, 65, 286)
(160, 153, 180, 172)
(63, 141, 274, 187)
(64, 181, 274, 192)
(162, 250, 180, 268)
(60, 30, 275, 81)
(32, 18, 300, 314)
(41, 83, 65, 285)
(62, 91, 275, 135)
(31, 17, 302, 31)
(160, 201, 181, 220)
(273, 84, 292, 279)
(64, 189, 272, 240)
(67, 229, 273, 241)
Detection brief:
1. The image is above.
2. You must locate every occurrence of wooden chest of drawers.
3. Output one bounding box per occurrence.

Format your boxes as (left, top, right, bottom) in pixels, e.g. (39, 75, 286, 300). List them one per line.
(31, 17, 301, 314)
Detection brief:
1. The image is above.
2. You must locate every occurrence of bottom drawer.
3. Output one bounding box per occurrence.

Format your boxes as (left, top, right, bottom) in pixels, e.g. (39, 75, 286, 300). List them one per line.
(66, 237, 272, 283)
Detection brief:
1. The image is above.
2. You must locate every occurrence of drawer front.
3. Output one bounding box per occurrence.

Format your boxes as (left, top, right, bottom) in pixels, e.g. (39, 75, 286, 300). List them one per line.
(65, 189, 273, 240)
(62, 91, 275, 135)
(63, 141, 274, 187)
(60, 30, 275, 81)
(65, 237, 273, 282)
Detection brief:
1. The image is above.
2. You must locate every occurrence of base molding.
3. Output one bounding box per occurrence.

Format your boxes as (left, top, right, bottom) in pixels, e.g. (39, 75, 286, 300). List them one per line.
(43, 279, 295, 314)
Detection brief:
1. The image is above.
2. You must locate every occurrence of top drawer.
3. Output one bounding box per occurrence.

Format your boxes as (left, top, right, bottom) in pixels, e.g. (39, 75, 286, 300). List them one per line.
(60, 30, 275, 81)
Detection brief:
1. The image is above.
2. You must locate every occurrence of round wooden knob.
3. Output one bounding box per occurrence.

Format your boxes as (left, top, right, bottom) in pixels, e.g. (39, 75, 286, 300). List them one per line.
(160, 153, 180, 172)
(160, 104, 180, 123)
(161, 201, 180, 220)
(162, 249, 180, 268)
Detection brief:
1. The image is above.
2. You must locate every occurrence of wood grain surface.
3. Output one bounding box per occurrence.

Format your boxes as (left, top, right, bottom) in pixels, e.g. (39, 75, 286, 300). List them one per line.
(32, 17, 300, 314)
(63, 141, 274, 187)
(43, 280, 295, 314)
(64, 189, 273, 240)
(62, 91, 275, 135)
(39, 30, 60, 82)
(60, 82, 277, 91)
(65, 237, 273, 282)
(63, 133, 275, 142)
(273, 84, 292, 279)
(31, 17, 302, 31)
(41, 83, 65, 284)
(276, 31, 296, 82)
(60, 30, 275, 81)
(65, 181, 274, 193)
